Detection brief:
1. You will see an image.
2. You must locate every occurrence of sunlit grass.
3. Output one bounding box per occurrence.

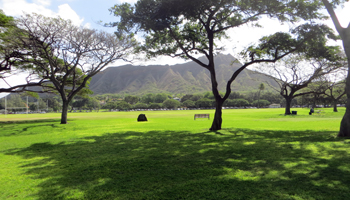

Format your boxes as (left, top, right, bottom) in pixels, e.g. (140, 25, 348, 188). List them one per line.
(1, 107, 350, 199)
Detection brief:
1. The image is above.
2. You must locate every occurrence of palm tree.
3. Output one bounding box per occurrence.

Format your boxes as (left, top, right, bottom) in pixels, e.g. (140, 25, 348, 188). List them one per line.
(257, 83, 265, 108)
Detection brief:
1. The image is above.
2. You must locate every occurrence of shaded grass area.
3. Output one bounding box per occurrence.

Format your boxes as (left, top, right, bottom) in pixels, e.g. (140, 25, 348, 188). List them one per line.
(3, 128, 350, 199)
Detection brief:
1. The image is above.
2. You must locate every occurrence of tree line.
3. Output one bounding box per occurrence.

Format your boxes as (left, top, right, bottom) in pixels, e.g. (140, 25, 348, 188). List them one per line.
(2, 88, 346, 113)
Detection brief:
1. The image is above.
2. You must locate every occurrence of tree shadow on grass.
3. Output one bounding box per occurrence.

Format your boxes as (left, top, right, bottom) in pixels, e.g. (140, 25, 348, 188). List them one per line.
(5, 129, 350, 199)
(0, 119, 74, 137)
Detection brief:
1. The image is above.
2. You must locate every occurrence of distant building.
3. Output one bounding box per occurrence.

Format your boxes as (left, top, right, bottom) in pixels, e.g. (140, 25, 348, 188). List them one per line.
(173, 97, 181, 101)
(269, 104, 281, 108)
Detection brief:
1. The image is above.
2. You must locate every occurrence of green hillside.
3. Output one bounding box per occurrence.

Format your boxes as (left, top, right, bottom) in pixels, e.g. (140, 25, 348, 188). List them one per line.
(89, 54, 278, 95)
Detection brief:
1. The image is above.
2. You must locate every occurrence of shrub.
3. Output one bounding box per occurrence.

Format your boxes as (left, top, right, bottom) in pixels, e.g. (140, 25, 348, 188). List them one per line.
(195, 98, 213, 108)
(149, 103, 162, 109)
(133, 103, 148, 109)
(163, 99, 181, 109)
(182, 100, 195, 108)
(252, 100, 271, 107)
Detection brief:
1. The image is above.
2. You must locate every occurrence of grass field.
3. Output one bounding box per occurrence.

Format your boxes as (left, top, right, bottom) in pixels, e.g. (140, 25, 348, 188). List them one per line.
(1, 107, 350, 199)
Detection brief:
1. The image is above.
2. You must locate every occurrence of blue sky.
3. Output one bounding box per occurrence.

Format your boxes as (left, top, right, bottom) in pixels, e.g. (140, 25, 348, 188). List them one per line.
(0, 0, 136, 32)
(0, 0, 349, 97)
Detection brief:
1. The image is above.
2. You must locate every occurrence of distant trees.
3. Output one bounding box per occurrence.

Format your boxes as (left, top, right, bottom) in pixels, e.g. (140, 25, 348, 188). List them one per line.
(257, 52, 342, 115)
(8, 14, 136, 124)
(252, 100, 270, 108)
(154, 93, 168, 103)
(124, 95, 139, 105)
(72, 96, 100, 111)
(224, 99, 250, 107)
(320, 67, 347, 112)
(182, 100, 196, 108)
(133, 102, 148, 109)
(195, 98, 213, 108)
(93, 90, 278, 110)
(163, 99, 181, 109)
(141, 94, 155, 104)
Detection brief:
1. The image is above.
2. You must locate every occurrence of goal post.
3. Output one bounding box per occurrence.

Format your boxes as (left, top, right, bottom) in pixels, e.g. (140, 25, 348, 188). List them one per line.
(3, 96, 29, 116)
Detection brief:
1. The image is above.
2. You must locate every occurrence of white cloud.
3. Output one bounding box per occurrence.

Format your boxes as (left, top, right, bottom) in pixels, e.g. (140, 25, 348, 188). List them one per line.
(57, 4, 84, 26)
(1, 0, 55, 17)
(0, 0, 85, 26)
(33, 0, 51, 6)
(0, 0, 87, 90)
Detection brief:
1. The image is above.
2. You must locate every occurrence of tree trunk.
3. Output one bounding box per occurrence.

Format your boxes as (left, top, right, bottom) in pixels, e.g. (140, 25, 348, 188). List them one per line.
(338, 46, 350, 136)
(339, 62, 350, 136)
(210, 99, 223, 131)
(338, 101, 350, 137)
(257, 90, 261, 109)
(285, 97, 292, 115)
(333, 101, 338, 112)
(322, 0, 350, 137)
(61, 101, 69, 124)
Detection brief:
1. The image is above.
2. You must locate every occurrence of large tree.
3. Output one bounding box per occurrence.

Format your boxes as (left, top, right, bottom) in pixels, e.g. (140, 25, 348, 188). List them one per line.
(10, 14, 137, 124)
(258, 53, 342, 115)
(110, 0, 336, 130)
(321, 0, 350, 137)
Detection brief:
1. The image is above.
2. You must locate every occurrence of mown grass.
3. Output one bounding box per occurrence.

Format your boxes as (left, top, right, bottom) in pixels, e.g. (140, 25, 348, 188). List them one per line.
(1, 108, 350, 199)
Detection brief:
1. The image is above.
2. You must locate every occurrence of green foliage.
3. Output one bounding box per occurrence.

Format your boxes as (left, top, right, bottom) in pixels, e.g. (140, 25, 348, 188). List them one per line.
(110, 0, 326, 59)
(195, 98, 213, 108)
(124, 95, 139, 104)
(162, 99, 181, 109)
(259, 83, 265, 91)
(252, 100, 271, 107)
(261, 92, 283, 104)
(148, 103, 162, 109)
(190, 94, 204, 102)
(45, 96, 61, 112)
(228, 92, 244, 99)
(182, 100, 196, 108)
(116, 101, 131, 110)
(243, 23, 340, 62)
(102, 102, 117, 110)
(181, 94, 193, 103)
(133, 102, 148, 109)
(224, 99, 250, 107)
(203, 92, 215, 100)
(141, 93, 155, 104)
(154, 93, 168, 103)
(29, 103, 38, 111)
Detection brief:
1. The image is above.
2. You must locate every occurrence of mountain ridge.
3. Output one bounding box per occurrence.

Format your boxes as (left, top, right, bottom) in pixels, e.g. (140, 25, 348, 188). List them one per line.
(89, 54, 277, 95)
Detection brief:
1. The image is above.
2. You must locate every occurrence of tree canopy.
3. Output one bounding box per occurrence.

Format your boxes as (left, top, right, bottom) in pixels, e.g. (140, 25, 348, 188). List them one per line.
(0, 10, 48, 93)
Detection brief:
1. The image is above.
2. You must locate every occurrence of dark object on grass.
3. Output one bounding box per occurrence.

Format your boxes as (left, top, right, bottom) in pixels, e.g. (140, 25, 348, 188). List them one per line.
(309, 108, 314, 115)
(292, 111, 297, 115)
(137, 114, 147, 122)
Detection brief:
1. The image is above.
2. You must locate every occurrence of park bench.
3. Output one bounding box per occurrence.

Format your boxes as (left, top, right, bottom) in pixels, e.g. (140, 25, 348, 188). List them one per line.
(316, 110, 325, 114)
(194, 114, 210, 120)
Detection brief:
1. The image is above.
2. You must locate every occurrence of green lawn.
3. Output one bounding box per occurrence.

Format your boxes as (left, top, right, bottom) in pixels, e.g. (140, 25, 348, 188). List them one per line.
(1, 108, 350, 199)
